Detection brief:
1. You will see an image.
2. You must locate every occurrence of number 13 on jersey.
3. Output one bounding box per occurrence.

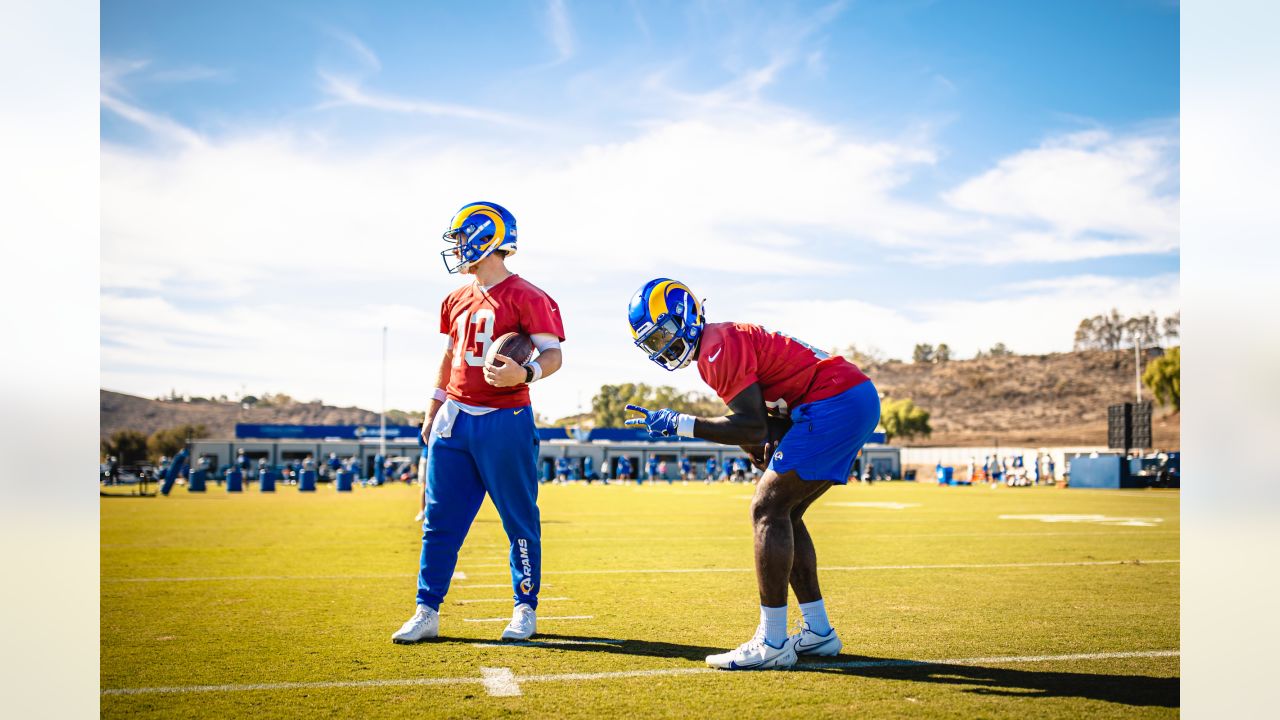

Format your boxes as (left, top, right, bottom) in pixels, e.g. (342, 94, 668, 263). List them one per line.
(454, 309, 495, 367)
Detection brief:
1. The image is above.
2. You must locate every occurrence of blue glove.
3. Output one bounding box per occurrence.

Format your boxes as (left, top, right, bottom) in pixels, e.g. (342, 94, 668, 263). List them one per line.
(625, 404, 681, 438)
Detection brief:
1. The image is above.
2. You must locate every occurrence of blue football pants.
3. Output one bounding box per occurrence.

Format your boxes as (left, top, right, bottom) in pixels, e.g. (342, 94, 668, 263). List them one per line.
(416, 406, 541, 610)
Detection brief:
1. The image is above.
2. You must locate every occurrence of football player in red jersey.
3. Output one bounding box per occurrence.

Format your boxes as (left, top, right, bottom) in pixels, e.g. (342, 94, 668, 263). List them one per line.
(626, 279, 881, 670)
(393, 202, 565, 645)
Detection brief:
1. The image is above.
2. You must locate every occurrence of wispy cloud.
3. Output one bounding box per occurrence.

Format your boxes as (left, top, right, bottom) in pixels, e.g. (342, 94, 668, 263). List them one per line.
(746, 273, 1180, 361)
(628, 0, 651, 42)
(102, 57, 231, 91)
(99, 92, 204, 149)
(149, 64, 231, 84)
(544, 0, 574, 64)
(938, 128, 1180, 263)
(100, 58, 150, 95)
(324, 28, 381, 72)
(316, 72, 536, 127)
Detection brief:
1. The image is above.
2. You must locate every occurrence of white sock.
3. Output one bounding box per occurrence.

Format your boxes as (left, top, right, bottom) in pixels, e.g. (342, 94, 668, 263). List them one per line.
(798, 598, 831, 635)
(759, 605, 788, 646)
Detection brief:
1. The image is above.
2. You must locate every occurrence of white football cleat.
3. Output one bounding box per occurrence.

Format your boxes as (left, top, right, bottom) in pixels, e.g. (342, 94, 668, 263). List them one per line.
(705, 632, 798, 670)
(500, 603, 536, 641)
(391, 605, 439, 644)
(791, 623, 842, 657)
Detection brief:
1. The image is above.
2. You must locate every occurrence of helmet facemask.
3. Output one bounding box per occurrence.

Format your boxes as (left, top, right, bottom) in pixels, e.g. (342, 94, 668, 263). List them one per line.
(635, 314, 700, 371)
(440, 218, 500, 274)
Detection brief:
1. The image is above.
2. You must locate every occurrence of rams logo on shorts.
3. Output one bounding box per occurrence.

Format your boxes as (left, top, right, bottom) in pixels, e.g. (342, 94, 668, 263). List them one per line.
(519, 577, 534, 594)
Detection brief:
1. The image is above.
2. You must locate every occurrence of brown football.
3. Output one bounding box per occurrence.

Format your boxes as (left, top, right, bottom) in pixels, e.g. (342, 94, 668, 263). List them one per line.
(485, 331, 536, 367)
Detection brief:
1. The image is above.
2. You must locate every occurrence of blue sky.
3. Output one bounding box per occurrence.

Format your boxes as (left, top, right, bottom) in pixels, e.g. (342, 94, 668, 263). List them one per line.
(100, 0, 1180, 418)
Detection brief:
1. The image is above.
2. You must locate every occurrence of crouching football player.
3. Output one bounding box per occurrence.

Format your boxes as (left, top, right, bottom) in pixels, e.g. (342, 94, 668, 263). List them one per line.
(625, 279, 879, 670)
(392, 201, 565, 644)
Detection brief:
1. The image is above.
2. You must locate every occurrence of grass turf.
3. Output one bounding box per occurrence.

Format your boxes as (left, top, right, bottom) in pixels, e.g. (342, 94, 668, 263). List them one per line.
(102, 479, 1179, 718)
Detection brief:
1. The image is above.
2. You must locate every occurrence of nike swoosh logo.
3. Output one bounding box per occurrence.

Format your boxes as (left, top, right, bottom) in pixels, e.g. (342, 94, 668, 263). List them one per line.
(514, 409, 524, 415)
(796, 635, 836, 651)
(707, 347, 722, 362)
(728, 658, 766, 670)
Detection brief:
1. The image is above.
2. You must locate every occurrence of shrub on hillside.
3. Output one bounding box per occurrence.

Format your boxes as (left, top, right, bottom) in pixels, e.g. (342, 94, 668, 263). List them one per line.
(880, 398, 932, 443)
(147, 424, 208, 460)
(103, 430, 148, 464)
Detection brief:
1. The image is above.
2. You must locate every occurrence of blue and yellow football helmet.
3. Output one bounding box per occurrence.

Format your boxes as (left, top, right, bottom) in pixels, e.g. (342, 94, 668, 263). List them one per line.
(628, 278, 705, 371)
(440, 201, 518, 274)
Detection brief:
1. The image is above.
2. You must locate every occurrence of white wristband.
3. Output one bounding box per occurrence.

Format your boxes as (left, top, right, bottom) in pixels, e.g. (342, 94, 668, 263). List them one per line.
(525, 360, 543, 383)
(432, 388, 448, 403)
(676, 414, 696, 438)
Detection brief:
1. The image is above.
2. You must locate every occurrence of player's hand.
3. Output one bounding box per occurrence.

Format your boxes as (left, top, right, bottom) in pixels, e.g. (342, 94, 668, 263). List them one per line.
(484, 353, 526, 387)
(742, 443, 771, 471)
(624, 404, 680, 438)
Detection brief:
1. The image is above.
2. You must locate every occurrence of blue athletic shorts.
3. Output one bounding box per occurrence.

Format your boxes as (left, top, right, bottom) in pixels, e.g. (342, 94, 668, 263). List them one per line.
(767, 380, 880, 484)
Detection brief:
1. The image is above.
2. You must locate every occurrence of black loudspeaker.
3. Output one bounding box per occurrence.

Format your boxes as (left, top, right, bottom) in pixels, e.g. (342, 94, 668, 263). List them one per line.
(1108, 402, 1154, 451)
(1132, 401, 1153, 449)
(1108, 403, 1130, 450)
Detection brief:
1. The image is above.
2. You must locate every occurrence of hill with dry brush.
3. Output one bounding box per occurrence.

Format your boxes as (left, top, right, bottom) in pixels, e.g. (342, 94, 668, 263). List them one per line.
(101, 348, 1178, 448)
(99, 390, 399, 441)
(865, 349, 1178, 447)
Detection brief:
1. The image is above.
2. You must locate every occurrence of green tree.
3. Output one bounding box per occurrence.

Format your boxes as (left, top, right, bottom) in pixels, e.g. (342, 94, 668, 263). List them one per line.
(1162, 312, 1180, 345)
(260, 392, 295, 407)
(986, 342, 1013, 357)
(590, 384, 727, 427)
(912, 343, 935, 363)
(935, 343, 952, 362)
(1143, 346, 1180, 412)
(832, 344, 886, 368)
(384, 409, 424, 426)
(880, 398, 931, 443)
(146, 424, 208, 460)
(102, 430, 149, 464)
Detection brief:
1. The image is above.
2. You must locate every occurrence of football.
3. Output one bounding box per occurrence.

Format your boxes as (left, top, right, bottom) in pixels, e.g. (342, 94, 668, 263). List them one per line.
(485, 331, 536, 367)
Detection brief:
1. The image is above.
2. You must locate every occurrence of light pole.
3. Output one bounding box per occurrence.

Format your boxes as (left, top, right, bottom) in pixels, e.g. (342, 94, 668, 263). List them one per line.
(1134, 331, 1142, 404)
(380, 325, 387, 460)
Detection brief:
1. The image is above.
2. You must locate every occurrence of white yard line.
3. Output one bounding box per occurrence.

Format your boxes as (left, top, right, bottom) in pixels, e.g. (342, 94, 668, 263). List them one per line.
(545, 531, 1179, 542)
(479, 667, 521, 697)
(102, 559, 1179, 583)
(455, 583, 553, 590)
(455, 597, 569, 605)
(463, 615, 593, 623)
(818, 559, 1180, 572)
(102, 676, 477, 695)
(104, 574, 408, 583)
(470, 638, 623, 649)
(538, 559, 1180, 576)
(101, 649, 1180, 697)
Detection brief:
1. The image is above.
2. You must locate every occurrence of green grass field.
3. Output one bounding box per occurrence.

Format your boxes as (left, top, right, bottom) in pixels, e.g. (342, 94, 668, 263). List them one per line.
(101, 479, 1179, 718)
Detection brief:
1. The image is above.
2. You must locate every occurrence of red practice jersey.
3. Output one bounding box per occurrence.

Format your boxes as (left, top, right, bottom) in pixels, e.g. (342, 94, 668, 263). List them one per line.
(696, 322, 869, 415)
(440, 274, 565, 408)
